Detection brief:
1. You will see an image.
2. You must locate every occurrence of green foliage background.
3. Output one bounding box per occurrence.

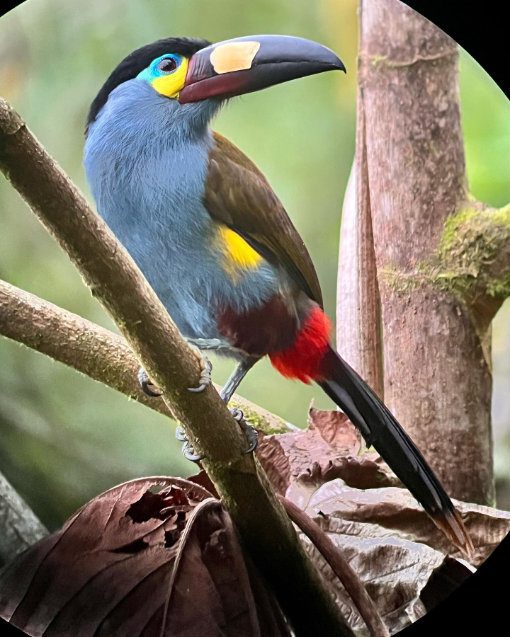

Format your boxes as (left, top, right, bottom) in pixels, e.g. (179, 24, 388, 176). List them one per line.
(0, 0, 509, 528)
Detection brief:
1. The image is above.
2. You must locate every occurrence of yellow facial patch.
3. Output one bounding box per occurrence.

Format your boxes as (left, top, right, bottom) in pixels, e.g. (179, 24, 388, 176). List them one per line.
(152, 58, 189, 99)
(210, 41, 261, 74)
(218, 226, 262, 279)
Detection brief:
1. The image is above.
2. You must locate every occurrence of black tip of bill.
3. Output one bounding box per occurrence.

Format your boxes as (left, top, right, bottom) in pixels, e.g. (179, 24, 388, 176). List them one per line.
(179, 34, 345, 103)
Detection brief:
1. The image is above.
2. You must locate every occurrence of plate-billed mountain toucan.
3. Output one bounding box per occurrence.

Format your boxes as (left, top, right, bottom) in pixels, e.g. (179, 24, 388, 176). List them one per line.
(84, 35, 472, 554)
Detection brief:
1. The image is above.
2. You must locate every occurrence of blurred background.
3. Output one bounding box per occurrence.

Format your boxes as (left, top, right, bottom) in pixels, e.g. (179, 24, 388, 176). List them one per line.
(0, 0, 508, 529)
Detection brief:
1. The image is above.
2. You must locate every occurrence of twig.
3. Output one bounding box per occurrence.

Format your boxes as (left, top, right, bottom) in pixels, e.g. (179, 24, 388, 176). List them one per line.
(281, 496, 390, 637)
(0, 98, 351, 636)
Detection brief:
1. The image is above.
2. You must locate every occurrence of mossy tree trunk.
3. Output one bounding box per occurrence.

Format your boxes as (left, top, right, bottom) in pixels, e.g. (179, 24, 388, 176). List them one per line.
(338, 0, 510, 506)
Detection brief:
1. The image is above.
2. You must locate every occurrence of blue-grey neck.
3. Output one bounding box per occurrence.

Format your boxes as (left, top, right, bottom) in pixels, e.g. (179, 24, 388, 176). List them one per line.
(84, 79, 220, 244)
(86, 78, 219, 144)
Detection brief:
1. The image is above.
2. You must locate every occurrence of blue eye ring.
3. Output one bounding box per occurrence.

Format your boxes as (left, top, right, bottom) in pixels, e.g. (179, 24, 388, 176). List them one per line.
(152, 54, 182, 75)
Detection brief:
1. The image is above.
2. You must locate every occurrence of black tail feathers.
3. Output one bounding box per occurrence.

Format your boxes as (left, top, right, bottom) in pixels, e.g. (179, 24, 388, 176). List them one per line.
(318, 347, 472, 555)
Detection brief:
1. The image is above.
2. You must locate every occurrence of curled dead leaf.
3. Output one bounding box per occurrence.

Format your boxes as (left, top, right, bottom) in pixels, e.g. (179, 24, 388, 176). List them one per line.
(0, 477, 290, 637)
(308, 407, 363, 453)
(257, 408, 399, 499)
(254, 407, 510, 633)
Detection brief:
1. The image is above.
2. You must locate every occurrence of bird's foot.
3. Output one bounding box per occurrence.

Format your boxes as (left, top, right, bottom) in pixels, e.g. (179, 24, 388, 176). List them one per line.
(137, 367, 162, 397)
(137, 340, 215, 397)
(187, 347, 213, 393)
(175, 426, 204, 463)
(230, 408, 258, 454)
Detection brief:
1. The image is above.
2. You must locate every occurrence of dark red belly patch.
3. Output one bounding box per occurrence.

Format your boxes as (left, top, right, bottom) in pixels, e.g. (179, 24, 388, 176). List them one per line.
(218, 295, 298, 356)
(219, 297, 331, 383)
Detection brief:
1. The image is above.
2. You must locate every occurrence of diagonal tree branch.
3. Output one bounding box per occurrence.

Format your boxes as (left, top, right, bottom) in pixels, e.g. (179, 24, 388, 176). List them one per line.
(0, 279, 290, 435)
(0, 97, 351, 636)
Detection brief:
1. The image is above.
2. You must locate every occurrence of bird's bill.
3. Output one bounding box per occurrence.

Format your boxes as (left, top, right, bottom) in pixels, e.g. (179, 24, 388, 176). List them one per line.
(178, 34, 345, 104)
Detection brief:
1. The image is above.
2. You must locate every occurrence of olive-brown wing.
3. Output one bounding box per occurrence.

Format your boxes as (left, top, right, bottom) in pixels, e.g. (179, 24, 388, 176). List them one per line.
(204, 131, 323, 307)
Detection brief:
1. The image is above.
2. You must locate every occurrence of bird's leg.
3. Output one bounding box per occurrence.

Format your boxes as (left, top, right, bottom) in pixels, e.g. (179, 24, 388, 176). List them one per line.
(186, 337, 235, 393)
(174, 356, 260, 461)
(186, 348, 213, 393)
(187, 337, 230, 351)
(220, 356, 260, 454)
(176, 407, 258, 460)
(220, 356, 259, 403)
(139, 350, 259, 458)
(137, 337, 231, 397)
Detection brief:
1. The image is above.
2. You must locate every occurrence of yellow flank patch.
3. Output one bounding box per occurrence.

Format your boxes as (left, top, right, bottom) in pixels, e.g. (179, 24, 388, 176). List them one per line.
(218, 226, 262, 277)
(210, 41, 261, 74)
(152, 58, 189, 99)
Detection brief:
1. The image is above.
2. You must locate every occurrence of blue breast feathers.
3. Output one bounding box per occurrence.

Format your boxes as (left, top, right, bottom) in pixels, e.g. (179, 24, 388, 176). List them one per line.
(84, 79, 279, 340)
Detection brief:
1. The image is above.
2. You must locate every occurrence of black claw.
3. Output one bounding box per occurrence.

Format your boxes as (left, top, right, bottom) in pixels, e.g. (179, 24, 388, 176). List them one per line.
(230, 408, 259, 454)
(243, 427, 259, 455)
(137, 368, 162, 397)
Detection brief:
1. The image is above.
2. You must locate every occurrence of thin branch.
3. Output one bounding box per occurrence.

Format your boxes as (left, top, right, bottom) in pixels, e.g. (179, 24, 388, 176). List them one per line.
(0, 98, 351, 636)
(0, 472, 47, 569)
(0, 279, 290, 435)
(281, 496, 389, 637)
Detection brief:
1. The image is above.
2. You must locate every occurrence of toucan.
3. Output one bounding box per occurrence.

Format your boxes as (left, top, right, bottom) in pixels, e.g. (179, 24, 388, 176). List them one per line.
(84, 35, 472, 554)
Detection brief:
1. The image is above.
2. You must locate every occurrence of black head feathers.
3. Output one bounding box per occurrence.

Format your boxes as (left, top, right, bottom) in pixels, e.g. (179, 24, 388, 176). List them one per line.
(86, 37, 211, 132)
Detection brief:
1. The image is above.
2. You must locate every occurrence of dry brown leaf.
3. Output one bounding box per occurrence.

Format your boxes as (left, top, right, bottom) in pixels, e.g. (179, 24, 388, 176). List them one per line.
(298, 520, 469, 635)
(255, 407, 510, 633)
(0, 477, 290, 637)
(282, 478, 510, 633)
(257, 408, 398, 496)
(308, 407, 363, 453)
(303, 480, 510, 566)
(257, 407, 509, 562)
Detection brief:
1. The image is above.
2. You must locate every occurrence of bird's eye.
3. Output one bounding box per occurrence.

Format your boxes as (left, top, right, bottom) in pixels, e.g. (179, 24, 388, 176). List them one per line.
(158, 57, 178, 73)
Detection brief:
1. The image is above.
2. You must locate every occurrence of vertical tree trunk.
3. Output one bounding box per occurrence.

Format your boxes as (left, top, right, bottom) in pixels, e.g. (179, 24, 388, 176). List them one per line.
(343, 0, 494, 505)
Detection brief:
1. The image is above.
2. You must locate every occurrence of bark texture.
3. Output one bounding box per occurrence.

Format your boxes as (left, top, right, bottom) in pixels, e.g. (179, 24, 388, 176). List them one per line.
(0, 98, 351, 636)
(357, 0, 508, 504)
